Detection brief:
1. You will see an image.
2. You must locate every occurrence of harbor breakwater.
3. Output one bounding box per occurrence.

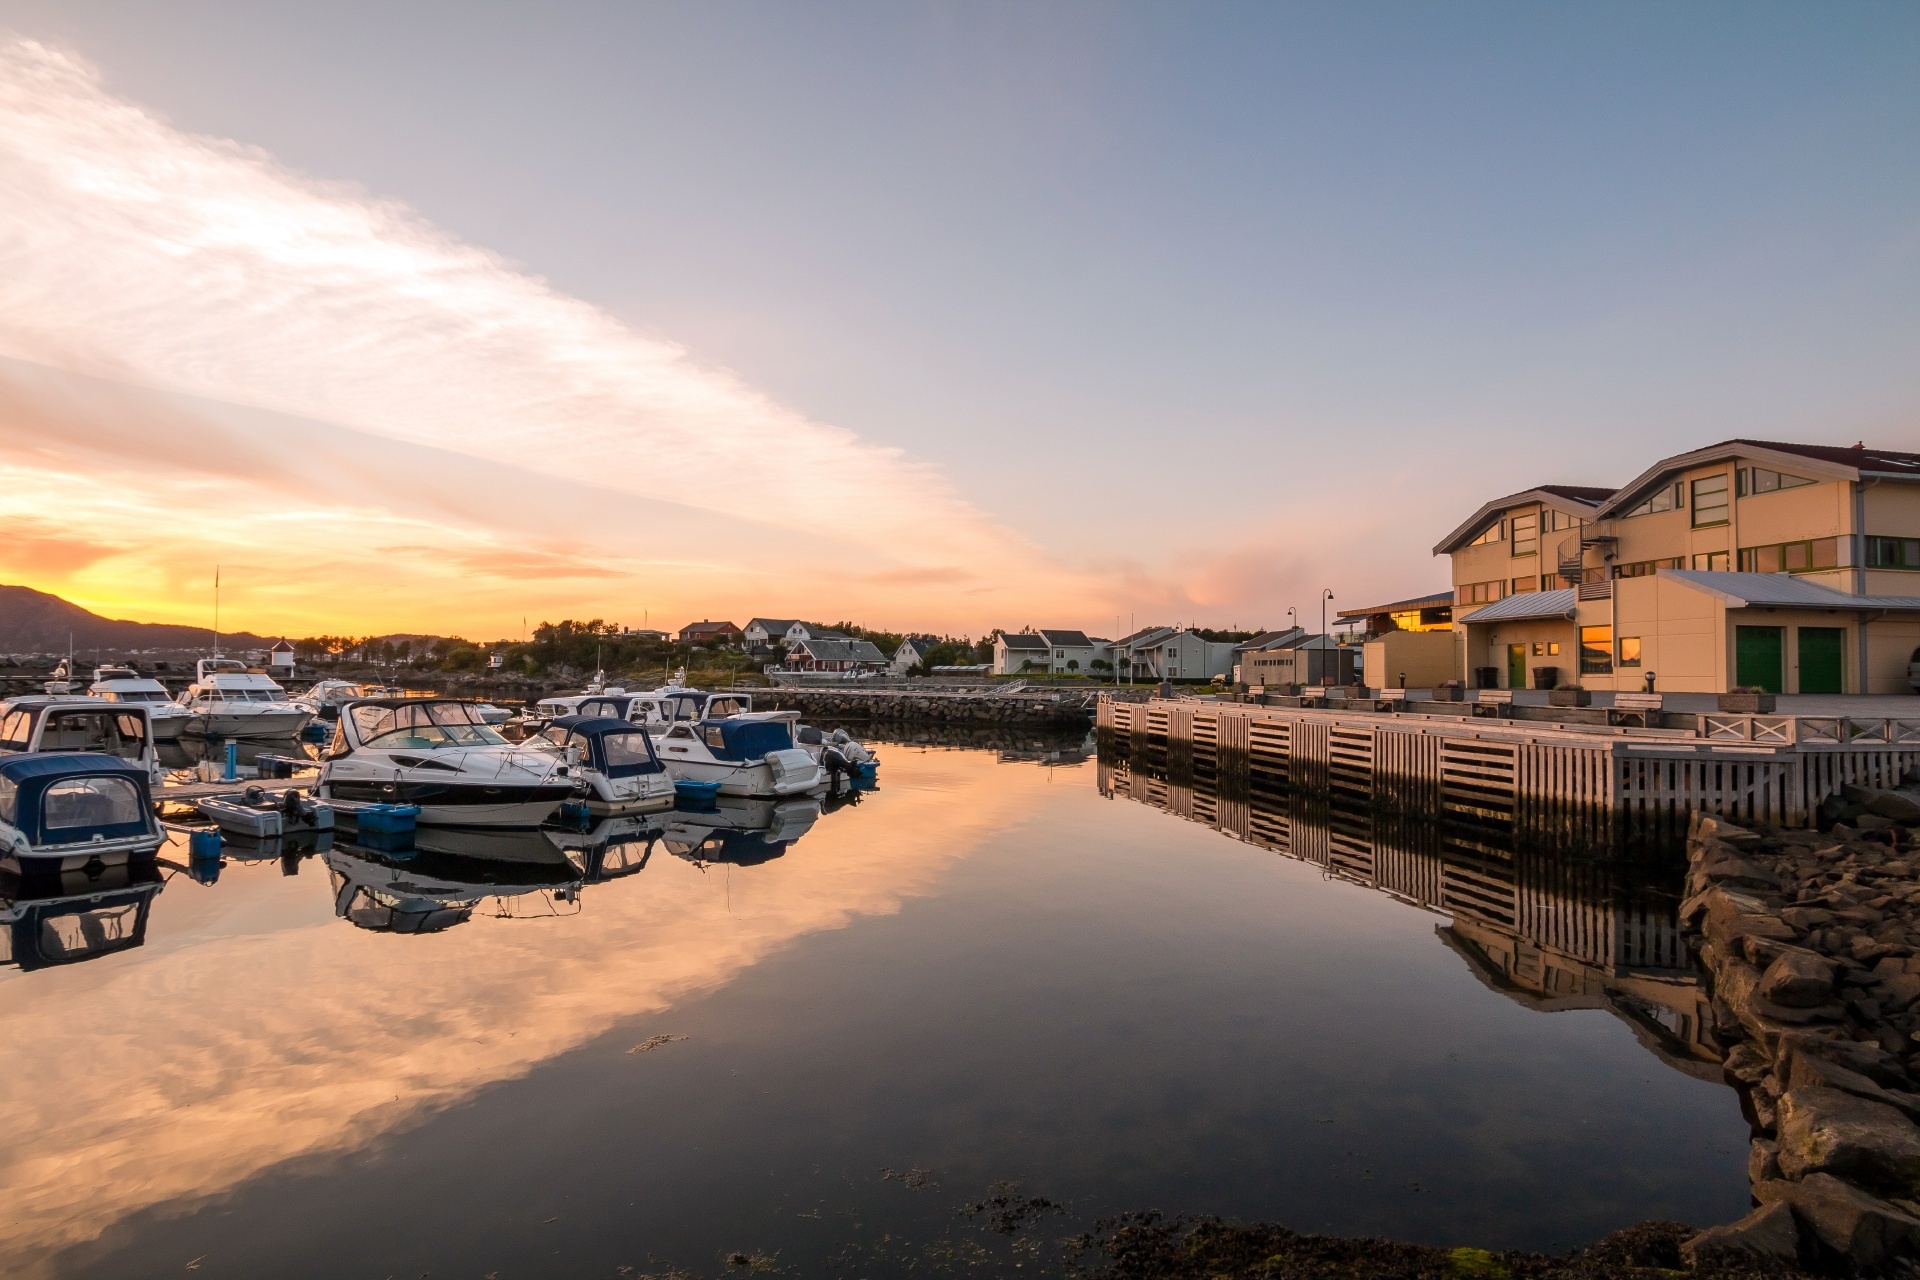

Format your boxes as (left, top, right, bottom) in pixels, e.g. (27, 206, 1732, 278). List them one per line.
(755, 686, 1112, 728)
(1681, 796, 1920, 1272)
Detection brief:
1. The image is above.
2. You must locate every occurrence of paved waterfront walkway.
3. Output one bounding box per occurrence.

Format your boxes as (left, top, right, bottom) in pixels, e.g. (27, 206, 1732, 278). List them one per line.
(1459, 690, 1920, 717)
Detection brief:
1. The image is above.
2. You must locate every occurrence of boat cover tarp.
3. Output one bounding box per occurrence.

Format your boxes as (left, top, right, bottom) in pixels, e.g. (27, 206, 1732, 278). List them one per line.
(707, 719, 794, 762)
(551, 716, 665, 777)
(0, 752, 157, 845)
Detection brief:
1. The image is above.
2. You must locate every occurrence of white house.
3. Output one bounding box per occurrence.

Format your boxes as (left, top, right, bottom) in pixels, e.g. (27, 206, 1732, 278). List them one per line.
(1112, 626, 1236, 681)
(743, 618, 799, 653)
(890, 637, 936, 675)
(268, 641, 296, 673)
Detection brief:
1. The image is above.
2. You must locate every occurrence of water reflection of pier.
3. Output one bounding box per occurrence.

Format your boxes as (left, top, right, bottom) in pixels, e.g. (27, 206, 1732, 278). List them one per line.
(1099, 753, 1722, 1080)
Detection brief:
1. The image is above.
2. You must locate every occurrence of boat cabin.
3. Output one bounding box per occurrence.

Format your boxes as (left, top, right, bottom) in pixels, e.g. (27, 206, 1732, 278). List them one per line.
(328, 698, 512, 756)
(0, 753, 164, 871)
(657, 691, 753, 722)
(0, 699, 156, 774)
(543, 715, 667, 778)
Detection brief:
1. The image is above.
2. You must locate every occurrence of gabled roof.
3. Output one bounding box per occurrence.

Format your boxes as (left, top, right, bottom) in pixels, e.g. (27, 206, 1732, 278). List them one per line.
(1432, 487, 1611, 556)
(894, 637, 935, 658)
(1114, 626, 1180, 650)
(679, 620, 740, 634)
(1594, 439, 1920, 519)
(1233, 628, 1306, 653)
(1454, 588, 1578, 624)
(745, 618, 799, 635)
(1035, 629, 1093, 647)
(1335, 591, 1454, 620)
(1661, 570, 1920, 612)
(998, 632, 1048, 650)
(794, 637, 889, 663)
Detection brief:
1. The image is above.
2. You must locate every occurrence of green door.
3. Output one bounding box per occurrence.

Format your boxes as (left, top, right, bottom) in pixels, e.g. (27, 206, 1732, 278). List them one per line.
(1507, 644, 1527, 689)
(1798, 627, 1845, 695)
(1735, 626, 1785, 693)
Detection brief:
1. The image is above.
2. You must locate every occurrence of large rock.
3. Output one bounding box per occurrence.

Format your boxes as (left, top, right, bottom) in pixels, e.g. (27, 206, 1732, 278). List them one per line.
(1758, 950, 1839, 1008)
(1774, 1030, 1912, 1089)
(1788, 1050, 1920, 1123)
(1756, 1172, 1920, 1269)
(1846, 784, 1920, 825)
(1703, 887, 1796, 947)
(1680, 1200, 1800, 1268)
(1776, 1086, 1920, 1196)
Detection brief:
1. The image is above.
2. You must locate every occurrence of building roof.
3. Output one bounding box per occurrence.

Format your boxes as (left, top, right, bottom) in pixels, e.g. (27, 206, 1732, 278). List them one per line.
(679, 620, 740, 635)
(794, 637, 889, 663)
(998, 632, 1049, 650)
(1661, 570, 1920, 612)
(1335, 591, 1454, 620)
(1432, 487, 1613, 556)
(1455, 588, 1578, 624)
(1035, 629, 1093, 647)
(894, 637, 935, 658)
(745, 618, 799, 635)
(1114, 626, 1180, 650)
(1594, 439, 1920, 519)
(269, 640, 295, 652)
(1233, 627, 1306, 653)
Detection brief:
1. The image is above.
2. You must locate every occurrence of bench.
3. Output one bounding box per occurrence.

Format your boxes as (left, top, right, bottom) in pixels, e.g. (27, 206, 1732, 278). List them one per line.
(1608, 691, 1665, 727)
(1473, 689, 1514, 717)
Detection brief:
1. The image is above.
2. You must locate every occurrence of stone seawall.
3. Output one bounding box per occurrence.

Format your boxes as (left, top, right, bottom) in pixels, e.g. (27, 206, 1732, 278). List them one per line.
(1680, 791, 1920, 1273)
(756, 687, 1097, 728)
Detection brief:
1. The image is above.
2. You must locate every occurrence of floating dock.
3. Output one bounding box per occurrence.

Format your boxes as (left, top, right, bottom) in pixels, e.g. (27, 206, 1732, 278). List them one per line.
(1098, 695, 1920, 843)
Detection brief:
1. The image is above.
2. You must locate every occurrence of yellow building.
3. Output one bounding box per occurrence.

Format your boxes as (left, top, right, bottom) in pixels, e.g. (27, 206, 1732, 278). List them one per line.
(1433, 441, 1920, 694)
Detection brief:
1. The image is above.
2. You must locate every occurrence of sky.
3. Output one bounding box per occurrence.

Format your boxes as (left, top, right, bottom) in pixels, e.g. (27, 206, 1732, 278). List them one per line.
(0, 2, 1915, 640)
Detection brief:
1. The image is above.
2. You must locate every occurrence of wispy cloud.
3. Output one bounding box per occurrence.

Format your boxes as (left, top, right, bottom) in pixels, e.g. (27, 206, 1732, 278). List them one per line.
(0, 37, 1122, 635)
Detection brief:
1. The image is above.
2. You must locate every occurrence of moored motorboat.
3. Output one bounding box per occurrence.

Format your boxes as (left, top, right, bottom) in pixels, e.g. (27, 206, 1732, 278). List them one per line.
(292, 679, 371, 721)
(0, 753, 165, 874)
(317, 698, 576, 827)
(87, 667, 192, 741)
(533, 716, 675, 815)
(177, 658, 315, 738)
(0, 698, 162, 782)
(651, 718, 825, 798)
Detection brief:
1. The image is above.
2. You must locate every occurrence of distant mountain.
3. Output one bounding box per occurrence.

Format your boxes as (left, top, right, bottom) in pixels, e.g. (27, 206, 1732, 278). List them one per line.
(0, 584, 272, 655)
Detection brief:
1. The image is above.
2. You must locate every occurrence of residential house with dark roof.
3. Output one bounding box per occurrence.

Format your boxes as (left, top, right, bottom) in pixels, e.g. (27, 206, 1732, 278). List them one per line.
(889, 637, 936, 675)
(1109, 626, 1236, 681)
(990, 629, 1115, 675)
(785, 636, 889, 674)
(1433, 440, 1920, 694)
(742, 619, 800, 653)
(676, 620, 742, 646)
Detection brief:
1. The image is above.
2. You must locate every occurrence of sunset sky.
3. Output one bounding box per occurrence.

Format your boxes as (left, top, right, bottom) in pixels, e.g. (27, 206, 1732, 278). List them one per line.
(0, 3, 1915, 640)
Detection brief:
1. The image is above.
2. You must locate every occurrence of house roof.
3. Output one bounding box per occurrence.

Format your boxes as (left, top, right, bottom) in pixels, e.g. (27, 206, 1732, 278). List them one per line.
(795, 637, 889, 663)
(1432, 487, 1613, 556)
(1335, 591, 1454, 620)
(999, 632, 1048, 650)
(1233, 628, 1305, 653)
(894, 637, 935, 658)
(679, 620, 740, 634)
(269, 640, 295, 652)
(1594, 439, 1920, 519)
(1115, 626, 1180, 650)
(1035, 629, 1093, 647)
(745, 618, 799, 635)
(1661, 570, 1920, 612)
(1455, 588, 1578, 624)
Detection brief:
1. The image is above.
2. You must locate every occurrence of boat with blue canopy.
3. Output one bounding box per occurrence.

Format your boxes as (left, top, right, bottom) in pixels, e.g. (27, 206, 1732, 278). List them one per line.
(535, 715, 676, 816)
(0, 753, 165, 873)
(651, 718, 826, 798)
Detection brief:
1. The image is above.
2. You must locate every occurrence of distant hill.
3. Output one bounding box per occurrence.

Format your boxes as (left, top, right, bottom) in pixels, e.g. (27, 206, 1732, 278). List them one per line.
(0, 584, 272, 655)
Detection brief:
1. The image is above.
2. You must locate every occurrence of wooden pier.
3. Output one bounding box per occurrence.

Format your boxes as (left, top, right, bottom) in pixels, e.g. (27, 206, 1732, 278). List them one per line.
(1098, 695, 1920, 842)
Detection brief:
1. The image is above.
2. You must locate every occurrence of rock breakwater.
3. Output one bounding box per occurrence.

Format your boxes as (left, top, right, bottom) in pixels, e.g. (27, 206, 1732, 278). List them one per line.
(1682, 785, 1920, 1274)
(757, 687, 1096, 728)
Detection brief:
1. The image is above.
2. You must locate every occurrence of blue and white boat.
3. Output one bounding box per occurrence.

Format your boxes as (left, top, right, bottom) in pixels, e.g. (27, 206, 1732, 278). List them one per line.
(0, 753, 165, 873)
(534, 716, 675, 816)
(317, 698, 575, 828)
(651, 718, 826, 798)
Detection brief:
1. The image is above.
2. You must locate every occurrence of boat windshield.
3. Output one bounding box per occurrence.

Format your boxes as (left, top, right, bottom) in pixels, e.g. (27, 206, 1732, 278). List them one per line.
(101, 690, 170, 705)
(40, 711, 148, 759)
(43, 776, 145, 830)
(352, 702, 508, 749)
(206, 688, 286, 703)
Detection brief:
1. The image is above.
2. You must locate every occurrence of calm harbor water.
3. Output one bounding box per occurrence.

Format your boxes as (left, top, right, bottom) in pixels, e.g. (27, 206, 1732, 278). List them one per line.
(3, 735, 1752, 1278)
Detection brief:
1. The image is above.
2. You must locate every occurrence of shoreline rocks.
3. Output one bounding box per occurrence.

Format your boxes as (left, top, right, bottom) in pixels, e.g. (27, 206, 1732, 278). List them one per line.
(1682, 796, 1920, 1273)
(756, 687, 1095, 728)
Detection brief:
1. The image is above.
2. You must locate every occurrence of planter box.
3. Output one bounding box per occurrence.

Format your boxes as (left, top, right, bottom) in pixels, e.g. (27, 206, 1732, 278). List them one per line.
(1718, 691, 1777, 713)
(1548, 688, 1592, 707)
(1428, 686, 1466, 702)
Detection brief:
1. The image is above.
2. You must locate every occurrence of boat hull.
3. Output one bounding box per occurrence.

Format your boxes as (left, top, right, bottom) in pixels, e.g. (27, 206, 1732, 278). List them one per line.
(658, 758, 823, 799)
(323, 779, 573, 828)
(184, 709, 314, 738)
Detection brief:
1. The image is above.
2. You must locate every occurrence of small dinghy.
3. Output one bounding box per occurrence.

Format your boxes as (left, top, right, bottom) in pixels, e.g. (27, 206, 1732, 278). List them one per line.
(0, 753, 164, 874)
(674, 778, 722, 805)
(196, 786, 334, 839)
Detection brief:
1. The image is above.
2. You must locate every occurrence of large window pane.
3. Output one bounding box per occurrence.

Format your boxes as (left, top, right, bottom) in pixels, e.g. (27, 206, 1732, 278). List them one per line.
(1691, 474, 1729, 526)
(1579, 626, 1613, 675)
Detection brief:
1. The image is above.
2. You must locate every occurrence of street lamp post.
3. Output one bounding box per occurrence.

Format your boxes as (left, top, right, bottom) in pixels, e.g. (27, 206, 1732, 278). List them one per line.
(1320, 590, 1334, 686)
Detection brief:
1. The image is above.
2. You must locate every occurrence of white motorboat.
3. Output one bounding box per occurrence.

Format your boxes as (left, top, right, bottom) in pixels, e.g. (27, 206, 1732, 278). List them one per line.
(292, 679, 371, 721)
(0, 753, 165, 874)
(533, 716, 675, 815)
(651, 718, 825, 798)
(0, 697, 162, 782)
(88, 667, 192, 741)
(317, 698, 576, 827)
(177, 658, 315, 738)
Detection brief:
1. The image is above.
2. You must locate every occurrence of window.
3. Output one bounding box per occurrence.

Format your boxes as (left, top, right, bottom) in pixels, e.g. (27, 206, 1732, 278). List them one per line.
(41, 776, 144, 830)
(1456, 580, 1504, 605)
(1691, 474, 1729, 526)
(1618, 637, 1642, 667)
(1612, 558, 1684, 579)
(1692, 551, 1729, 571)
(1622, 483, 1682, 518)
(1529, 641, 1561, 656)
(1739, 538, 1839, 574)
(1511, 577, 1539, 594)
(1737, 467, 1816, 497)
(1510, 512, 1537, 557)
(703, 726, 727, 749)
(1467, 520, 1504, 547)
(1544, 508, 1585, 533)
(1579, 626, 1613, 675)
(0, 710, 31, 750)
(1865, 536, 1920, 569)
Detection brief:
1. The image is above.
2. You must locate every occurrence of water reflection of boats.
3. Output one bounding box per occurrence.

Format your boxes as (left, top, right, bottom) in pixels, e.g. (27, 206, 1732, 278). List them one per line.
(0, 862, 164, 970)
(324, 833, 582, 934)
(546, 812, 668, 882)
(1099, 753, 1722, 1079)
(663, 795, 820, 866)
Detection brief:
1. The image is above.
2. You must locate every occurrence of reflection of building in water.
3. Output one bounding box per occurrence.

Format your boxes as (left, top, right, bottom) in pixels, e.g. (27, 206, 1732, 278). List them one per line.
(1099, 756, 1719, 1077)
(0, 863, 165, 971)
(325, 830, 583, 935)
